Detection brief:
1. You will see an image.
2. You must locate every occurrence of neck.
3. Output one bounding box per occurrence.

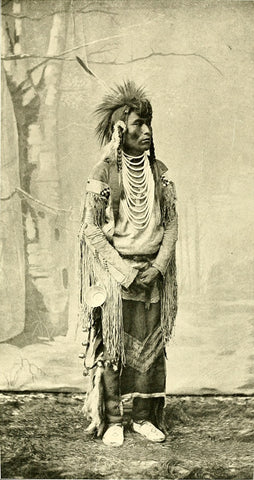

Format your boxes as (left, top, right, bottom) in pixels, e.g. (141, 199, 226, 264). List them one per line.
(123, 151, 145, 160)
(123, 151, 146, 166)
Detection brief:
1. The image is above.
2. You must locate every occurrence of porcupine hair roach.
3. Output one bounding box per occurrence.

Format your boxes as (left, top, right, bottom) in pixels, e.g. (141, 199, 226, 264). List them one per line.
(95, 80, 155, 162)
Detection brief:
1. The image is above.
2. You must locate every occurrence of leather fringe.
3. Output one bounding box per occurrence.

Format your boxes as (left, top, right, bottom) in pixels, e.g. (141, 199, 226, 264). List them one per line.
(161, 251, 178, 343)
(80, 240, 125, 365)
(160, 180, 177, 227)
(86, 192, 107, 227)
(159, 180, 178, 340)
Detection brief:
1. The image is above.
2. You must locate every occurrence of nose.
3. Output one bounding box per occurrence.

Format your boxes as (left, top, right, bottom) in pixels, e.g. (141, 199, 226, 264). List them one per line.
(141, 123, 151, 136)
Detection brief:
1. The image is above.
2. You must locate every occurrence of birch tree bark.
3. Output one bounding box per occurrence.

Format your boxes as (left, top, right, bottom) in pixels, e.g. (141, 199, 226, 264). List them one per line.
(2, 0, 70, 342)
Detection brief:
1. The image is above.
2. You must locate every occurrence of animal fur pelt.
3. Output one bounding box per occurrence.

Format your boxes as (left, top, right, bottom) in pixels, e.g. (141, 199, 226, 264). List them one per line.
(82, 361, 105, 437)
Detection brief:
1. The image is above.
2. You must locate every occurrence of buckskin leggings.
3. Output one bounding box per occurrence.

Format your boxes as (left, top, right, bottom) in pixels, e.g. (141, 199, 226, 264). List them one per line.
(103, 300, 165, 424)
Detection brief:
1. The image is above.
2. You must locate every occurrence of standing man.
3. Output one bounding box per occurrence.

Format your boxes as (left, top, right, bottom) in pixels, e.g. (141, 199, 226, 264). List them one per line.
(79, 81, 178, 446)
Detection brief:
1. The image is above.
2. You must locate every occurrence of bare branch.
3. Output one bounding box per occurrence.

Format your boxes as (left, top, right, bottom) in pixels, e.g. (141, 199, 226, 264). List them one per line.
(2, 51, 222, 79)
(0, 191, 17, 201)
(1, 21, 152, 70)
(90, 51, 223, 76)
(1, 9, 68, 20)
(1, 8, 118, 21)
(0, 187, 72, 214)
(2, 18, 158, 90)
(45, 23, 152, 58)
(1, 46, 115, 61)
(1, 53, 76, 60)
(77, 9, 118, 16)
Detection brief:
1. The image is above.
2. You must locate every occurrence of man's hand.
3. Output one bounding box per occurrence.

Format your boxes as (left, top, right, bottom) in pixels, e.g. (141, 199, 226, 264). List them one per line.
(138, 266, 160, 286)
(128, 266, 160, 293)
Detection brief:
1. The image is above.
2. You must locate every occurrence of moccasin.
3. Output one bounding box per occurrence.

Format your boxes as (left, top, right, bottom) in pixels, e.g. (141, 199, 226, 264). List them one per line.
(133, 421, 165, 442)
(102, 424, 124, 446)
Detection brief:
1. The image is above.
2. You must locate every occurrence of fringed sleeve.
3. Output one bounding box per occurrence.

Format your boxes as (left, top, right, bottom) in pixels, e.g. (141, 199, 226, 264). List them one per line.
(152, 173, 178, 344)
(79, 175, 137, 365)
(153, 174, 178, 275)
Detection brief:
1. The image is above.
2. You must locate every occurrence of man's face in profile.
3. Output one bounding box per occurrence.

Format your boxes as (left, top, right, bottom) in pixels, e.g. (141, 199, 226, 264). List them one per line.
(123, 111, 152, 156)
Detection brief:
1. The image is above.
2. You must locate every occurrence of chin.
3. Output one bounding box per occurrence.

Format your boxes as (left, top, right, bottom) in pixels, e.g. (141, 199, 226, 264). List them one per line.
(139, 145, 150, 153)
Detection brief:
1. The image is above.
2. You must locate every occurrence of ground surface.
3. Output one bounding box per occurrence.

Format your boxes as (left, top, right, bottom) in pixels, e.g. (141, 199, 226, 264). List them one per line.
(0, 394, 253, 479)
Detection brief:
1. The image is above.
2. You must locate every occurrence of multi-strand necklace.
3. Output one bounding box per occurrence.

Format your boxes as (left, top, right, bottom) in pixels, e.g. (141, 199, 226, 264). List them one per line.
(121, 151, 154, 230)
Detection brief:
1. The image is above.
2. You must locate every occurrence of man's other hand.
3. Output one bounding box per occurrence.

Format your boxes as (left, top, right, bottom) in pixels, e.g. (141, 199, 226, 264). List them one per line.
(138, 266, 159, 286)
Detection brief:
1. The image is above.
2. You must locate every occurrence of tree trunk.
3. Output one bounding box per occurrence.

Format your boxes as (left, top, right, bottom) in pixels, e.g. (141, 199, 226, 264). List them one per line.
(2, 0, 70, 343)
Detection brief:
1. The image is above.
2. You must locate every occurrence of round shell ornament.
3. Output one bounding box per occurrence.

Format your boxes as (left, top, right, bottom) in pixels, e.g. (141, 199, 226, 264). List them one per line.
(85, 285, 107, 308)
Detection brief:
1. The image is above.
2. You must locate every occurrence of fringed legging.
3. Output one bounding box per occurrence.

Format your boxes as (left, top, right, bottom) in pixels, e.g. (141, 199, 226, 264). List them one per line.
(103, 299, 166, 424)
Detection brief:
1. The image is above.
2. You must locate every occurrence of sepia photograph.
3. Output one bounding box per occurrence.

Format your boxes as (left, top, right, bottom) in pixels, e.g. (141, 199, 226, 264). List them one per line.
(1, 0, 254, 478)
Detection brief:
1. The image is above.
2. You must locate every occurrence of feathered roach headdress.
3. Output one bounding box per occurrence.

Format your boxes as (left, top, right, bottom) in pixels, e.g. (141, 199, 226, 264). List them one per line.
(94, 80, 155, 164)
(75, 60, 154, 160)
(95, 80, 152, 144)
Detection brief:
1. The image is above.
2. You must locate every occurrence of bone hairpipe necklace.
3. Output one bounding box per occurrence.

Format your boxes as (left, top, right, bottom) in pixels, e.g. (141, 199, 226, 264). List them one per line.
(121, 151, 154, 230)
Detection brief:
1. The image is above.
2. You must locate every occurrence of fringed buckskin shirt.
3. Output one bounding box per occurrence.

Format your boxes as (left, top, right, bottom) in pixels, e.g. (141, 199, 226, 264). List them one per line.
(79, 152, 178, 364)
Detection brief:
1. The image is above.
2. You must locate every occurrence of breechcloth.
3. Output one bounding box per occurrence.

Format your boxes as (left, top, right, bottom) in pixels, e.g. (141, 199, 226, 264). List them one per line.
(103, 299, 165, 424)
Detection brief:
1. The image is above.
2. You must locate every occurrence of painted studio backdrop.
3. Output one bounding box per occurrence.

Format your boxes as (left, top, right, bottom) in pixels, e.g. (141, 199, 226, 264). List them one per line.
(1, 0, 254, 394)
